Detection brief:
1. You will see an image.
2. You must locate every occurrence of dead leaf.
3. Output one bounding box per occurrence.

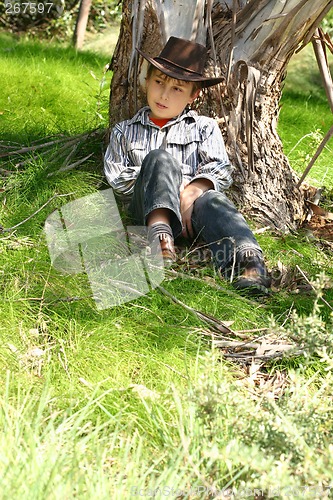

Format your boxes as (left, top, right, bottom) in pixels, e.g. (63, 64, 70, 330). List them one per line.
(129, 384, 160, 400)
(305, 200, 333, 220)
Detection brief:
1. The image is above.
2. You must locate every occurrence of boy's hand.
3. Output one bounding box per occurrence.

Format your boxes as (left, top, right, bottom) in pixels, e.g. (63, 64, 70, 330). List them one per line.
(180, 179, 214, 238)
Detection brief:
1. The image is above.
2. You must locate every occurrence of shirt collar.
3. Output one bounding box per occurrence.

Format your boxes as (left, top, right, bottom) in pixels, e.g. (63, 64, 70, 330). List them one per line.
(128, 106, 197, 127)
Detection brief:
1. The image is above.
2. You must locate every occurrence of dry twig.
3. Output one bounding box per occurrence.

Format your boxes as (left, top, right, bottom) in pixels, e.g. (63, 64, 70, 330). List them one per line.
(295, 265, 333, 312)
(156, 284, 300, 363)
(0, 129, 103, 159)
(47, 153, 94, 177)
(0, 192, 74, 234)
(156, 284, 235, 337)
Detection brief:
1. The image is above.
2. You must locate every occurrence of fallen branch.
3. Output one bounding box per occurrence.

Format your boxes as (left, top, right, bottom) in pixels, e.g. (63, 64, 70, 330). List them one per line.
(213, 340, 263, 349)
(156, 284, 236, 337)
(214, 338, 295, 355)
(0, 193, 74, 234)
(297, 28, 333, 187)
(155, 283, 301, 363)
(0, 128, 104, 160)
(47, 153, 94, 177)
(0, 136, 76, 158)
(312, 28, 333, 113)
(296, 122, 333, 187)
(236, 327, 268, 334)
(165, 267, 267, 308)
(46, 138, 80, 165)
(222, 349, 303, 362)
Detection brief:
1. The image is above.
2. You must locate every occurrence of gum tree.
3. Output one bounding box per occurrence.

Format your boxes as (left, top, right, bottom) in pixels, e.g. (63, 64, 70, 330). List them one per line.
(73, 0, 92, 49)
(108, 0, 333, 229)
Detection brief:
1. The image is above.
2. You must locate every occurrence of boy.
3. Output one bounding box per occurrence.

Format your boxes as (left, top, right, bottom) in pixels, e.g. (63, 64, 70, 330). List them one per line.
(104, 37, 271, 295)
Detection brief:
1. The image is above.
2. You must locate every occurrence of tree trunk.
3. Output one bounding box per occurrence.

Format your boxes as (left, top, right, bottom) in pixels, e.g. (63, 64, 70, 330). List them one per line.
(108, 0, 333, 229)
(73, 0, 92, 50)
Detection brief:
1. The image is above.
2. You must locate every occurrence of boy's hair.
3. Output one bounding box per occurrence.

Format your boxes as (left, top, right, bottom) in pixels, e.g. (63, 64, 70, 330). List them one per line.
(146, 64, 202, 96)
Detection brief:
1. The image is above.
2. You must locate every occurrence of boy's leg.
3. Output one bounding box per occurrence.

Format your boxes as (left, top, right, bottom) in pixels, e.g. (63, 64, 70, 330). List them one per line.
(129, 149, 183, 262)
(129, 149, 183, 234)
(191, 190, 271, 293)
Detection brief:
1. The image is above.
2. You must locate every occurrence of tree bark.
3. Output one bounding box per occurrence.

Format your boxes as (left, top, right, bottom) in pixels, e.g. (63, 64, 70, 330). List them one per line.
(108, 0, 333, 230)
(73, 0, 92, 50)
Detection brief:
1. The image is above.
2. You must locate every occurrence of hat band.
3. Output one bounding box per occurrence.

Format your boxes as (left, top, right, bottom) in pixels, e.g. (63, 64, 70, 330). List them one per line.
(154, 57, 202, 76)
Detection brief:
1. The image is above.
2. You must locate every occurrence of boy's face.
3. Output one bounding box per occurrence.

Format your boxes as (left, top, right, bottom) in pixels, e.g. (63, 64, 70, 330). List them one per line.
(146, 69, 199, 120)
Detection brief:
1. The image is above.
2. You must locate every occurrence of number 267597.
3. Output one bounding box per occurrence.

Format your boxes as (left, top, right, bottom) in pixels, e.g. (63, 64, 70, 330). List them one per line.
(5, 2, 54, 14)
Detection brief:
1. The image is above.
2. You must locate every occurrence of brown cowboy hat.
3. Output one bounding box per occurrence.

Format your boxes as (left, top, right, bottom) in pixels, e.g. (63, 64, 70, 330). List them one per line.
(137, 36, 224, 88)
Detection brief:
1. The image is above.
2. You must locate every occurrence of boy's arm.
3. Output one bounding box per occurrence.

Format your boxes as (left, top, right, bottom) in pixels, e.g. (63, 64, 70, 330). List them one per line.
(190, 119, 234, 191)
(104, 127, 141, 196)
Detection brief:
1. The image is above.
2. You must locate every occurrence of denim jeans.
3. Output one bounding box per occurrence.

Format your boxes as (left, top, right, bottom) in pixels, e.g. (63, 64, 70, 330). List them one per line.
(129, 149, 263, 273)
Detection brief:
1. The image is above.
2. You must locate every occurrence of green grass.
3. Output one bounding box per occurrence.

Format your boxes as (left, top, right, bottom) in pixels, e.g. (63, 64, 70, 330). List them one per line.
(83, 25, 120, 56)
(278, 44, 333, 189)
(0, 32, 112, 141)
(1, 30, 333, 497)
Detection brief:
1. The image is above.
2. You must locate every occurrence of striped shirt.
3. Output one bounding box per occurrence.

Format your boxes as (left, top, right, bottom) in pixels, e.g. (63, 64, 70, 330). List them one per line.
(104, 106, 234, 199)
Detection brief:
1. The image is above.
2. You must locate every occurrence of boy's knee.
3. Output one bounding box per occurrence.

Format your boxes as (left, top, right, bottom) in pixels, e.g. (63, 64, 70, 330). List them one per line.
(195, 189, 224, 209)
(144, 149, 171, 163)
(142, 149, 181, 174)
(198, 189, 237, 212)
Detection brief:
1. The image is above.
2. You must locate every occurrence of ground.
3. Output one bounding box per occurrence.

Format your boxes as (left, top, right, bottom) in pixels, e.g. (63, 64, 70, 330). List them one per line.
(82, 25, 120, 56)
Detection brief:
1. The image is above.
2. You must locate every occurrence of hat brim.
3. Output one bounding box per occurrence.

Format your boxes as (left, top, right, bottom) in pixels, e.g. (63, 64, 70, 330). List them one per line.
(137, 48, 224, 88)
